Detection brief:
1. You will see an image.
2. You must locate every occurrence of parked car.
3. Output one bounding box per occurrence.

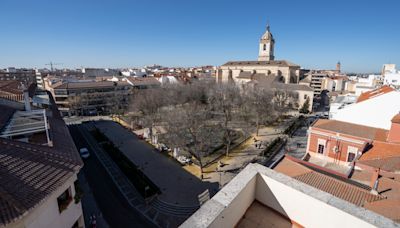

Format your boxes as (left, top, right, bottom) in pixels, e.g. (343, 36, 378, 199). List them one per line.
(79, 148, 90, 159)
(159, 143, 170, 152)
(177, 156, 191, 165)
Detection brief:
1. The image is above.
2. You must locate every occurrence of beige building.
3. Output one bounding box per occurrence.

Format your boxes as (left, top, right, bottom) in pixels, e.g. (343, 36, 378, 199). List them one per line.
(216, 25, 301, 84)
(215, 25, 313, 112)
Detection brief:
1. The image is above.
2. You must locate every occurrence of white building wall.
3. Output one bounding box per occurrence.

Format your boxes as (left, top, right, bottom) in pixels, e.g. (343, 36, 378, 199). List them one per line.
(384, 72, 400, 86)
(332, 91, 400, 129)
(7, 174, 84, 228)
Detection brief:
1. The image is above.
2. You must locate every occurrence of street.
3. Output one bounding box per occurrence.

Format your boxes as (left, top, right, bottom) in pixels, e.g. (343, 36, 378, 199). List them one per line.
(69, 125, 156, 228)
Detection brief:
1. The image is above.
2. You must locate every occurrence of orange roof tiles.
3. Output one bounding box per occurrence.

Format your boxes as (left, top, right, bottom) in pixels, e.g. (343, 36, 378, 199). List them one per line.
(357, 85, 395, 103)
(364, 199, 400, 223)
(312, 119, 389, 141)
(294, 172, 382, 206)
(274, 157, 383, 207)
(359, 141, 400, 161)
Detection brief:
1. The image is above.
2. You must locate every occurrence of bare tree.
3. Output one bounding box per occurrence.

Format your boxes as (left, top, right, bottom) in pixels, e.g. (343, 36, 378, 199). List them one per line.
(131, 88, 166, 143)
(243, 86, 275, 136)
(162, 101, 220, 179)
(272, 89, 299, 116)
(209, 83, 243, 156)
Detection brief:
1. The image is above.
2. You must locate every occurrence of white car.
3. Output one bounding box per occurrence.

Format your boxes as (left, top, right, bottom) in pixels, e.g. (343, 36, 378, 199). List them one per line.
(79, 148, 90, 159)
(177, 156, 191, 165)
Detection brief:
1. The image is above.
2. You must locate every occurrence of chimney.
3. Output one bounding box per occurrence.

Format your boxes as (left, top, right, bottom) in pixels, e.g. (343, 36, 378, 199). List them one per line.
(387, 113, 400, 143)
(370, 168, 380, 195)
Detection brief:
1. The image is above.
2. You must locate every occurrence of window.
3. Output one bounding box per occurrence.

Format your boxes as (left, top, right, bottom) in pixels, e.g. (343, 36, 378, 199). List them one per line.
(347, 146, 358, 162)
(57, 187, 72, 213)
(317, 139, 326, 154)
(317, 144, 325, 154)
(263, 44, 266, 51)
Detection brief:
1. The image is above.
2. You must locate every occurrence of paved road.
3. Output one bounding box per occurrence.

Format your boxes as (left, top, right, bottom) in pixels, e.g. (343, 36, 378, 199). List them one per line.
(69, 126, 156, 228)
(94, 121, 219, 206)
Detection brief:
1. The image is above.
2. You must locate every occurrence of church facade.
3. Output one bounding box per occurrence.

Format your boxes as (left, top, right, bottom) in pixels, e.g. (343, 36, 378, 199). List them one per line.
(216, 25, 301, 84)
(216, 25, 314, 112)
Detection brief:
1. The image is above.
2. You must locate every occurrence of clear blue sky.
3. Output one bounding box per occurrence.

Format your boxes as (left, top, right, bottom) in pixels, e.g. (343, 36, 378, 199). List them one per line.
(1, 0, 399, 72)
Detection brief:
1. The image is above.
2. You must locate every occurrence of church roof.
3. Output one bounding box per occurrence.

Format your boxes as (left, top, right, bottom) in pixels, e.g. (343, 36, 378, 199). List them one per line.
(221, 60, 300, 68)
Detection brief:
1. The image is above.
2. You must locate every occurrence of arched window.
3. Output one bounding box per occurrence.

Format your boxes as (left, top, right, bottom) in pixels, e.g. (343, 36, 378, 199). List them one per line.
(263, 44, 266, 51)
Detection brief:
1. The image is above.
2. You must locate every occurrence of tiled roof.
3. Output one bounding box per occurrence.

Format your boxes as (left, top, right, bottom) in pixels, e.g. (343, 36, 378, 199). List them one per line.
(271, 82, 314, 92)
(357, 85, 395, 103)
(294, 172, 382, 206)
(359, 141, 400, 161)
(126, 77, 161, 86)
(363, 176, 400, 222)
(358, 156, 400, 173)
(0, 138, 80, 226)
(0, 92, 82, 226)
(0, 81, 23, 95)
(364, 199, 400, 223)
(312, 119, 389, 141)
(221, 60, 300, 67)
(54, 81, 130, 89)
(274, 158, 384, 207)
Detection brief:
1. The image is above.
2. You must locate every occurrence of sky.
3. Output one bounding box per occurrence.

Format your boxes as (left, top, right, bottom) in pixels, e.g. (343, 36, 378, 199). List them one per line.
(0, 0, 399, 72)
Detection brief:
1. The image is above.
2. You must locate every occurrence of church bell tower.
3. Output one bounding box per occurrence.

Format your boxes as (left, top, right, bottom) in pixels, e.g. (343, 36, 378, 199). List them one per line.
(258, 24, 275, 61)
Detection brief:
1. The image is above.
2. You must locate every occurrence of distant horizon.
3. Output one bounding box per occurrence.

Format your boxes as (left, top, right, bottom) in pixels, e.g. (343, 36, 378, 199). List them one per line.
(1, 0, 399, 73)
(0, 64, 387, 75)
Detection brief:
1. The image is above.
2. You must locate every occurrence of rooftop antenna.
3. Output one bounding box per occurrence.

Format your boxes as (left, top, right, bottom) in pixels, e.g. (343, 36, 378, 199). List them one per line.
(45, 61, 63, 72)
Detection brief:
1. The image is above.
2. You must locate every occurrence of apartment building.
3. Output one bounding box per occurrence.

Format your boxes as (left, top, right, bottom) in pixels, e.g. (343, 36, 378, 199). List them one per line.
(0, 68, 36, 85)
(46, 80, 132, 116)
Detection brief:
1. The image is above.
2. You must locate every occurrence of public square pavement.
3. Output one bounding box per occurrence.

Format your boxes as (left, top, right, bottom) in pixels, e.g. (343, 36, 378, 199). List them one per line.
(93, 120, 219, 206)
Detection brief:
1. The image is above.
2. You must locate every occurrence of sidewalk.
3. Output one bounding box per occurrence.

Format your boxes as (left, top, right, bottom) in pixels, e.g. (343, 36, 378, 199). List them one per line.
(183, 123, 291, 187)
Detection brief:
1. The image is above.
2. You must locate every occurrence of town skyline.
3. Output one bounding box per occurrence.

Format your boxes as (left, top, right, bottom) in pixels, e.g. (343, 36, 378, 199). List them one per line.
(1, 0, 399, 72)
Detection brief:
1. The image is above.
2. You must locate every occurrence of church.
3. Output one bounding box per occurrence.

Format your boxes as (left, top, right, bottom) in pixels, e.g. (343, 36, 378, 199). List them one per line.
(216, 25, 314, 112)
(216, 25, 301, 84)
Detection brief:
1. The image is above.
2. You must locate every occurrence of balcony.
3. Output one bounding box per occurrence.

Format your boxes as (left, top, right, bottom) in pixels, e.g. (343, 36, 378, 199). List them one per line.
(181, 163, 395, 228)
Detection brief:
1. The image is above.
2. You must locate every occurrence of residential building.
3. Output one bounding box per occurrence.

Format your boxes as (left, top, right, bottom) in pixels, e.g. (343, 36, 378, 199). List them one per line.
(0, 93, 84, 228)
(46, 80, 132, 116)
(322, 75, 348, 92)
(300, 115, 400, 222)
(331, 86, 400, 129)
(0, 68, 36, 85)
(81, 68, 120, 77)
(382, 64, 400, 87)
(181, 163, 397, 228)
